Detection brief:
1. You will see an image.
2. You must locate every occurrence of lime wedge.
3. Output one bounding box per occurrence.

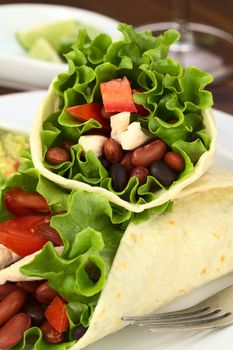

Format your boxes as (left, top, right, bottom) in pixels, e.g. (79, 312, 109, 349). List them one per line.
(16, 19, 79, 51)
(27, 38, 63, 63)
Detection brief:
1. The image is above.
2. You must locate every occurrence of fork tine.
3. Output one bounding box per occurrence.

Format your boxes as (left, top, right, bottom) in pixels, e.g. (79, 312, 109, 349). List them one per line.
(139, 312, 232, 331)
(132, 308, 222, 324)
(123, 306, 211, 322)
(123, 285, 233, 331)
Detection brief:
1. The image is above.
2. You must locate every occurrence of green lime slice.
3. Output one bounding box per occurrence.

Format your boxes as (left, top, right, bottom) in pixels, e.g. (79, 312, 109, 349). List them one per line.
(27, 38, 63, 63)
(16, 19, 79, 51)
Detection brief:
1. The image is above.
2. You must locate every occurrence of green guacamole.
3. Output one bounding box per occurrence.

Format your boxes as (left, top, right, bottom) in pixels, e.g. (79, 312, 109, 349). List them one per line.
(0, 129, 29, 179)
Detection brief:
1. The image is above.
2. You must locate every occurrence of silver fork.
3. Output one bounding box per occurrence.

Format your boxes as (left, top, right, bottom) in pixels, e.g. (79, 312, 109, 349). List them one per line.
(122, 284, 233, 331)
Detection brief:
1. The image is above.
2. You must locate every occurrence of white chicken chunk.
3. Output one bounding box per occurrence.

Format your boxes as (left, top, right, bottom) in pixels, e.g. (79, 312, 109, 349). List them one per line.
(117, 122, 151, 150)
(79, 135, 108, 157)
(110, 112, 130, 142)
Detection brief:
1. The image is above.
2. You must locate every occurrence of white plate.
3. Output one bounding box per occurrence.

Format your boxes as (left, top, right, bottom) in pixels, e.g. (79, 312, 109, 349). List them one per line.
(0, 3, 120, 90)
(0, 91, 233, 349)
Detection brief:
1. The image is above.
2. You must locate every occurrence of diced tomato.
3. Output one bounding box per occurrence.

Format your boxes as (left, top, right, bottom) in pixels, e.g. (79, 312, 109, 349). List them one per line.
(66, 103, 110, 132)
(100, 77, 137, 113)
(5, 188, 50, 217)
(0, 215, 51, 257)
(131, 89, 149, 116)
(45, 296, 69, 333)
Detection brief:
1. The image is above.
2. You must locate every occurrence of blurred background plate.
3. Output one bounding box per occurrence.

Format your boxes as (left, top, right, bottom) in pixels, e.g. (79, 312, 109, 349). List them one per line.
(0, 3, 120, 90)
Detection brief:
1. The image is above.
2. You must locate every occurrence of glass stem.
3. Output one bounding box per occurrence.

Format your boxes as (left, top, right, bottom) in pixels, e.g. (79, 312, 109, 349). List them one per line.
(173, 0, 193, 45)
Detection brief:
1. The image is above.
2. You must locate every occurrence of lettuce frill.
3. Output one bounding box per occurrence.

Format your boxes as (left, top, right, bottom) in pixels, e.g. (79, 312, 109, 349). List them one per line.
(40, 24, 213, 205)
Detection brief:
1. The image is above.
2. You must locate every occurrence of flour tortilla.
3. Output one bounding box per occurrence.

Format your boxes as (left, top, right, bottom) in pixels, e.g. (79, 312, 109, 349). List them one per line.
(0, 244, 19, 270)
(0, 168, 233, 349)
(30, 81, 217, 213)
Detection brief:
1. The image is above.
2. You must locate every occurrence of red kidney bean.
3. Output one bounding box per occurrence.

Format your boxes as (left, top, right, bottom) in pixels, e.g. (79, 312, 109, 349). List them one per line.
(35, 222, 63, 246)
(131, 140, 167, 167)
(0, 289, 27, 326)
(62, 140, 75, 151)
(0, 313, 31, 349)
(0, 283, 21, 301)
(85, 261, 101, 283)
(18, 281, 43, 294)
(41, 320, 64, 344)
(109, 164, 128, 192)
(73, 324, 88, 340)
(121, 152, 133, 173)
(36, 282, 58, 305)
(22, 298, 45, 326)
(45, 147, 70, 165)
(104, 138, 123, 163)
(130, 167, 149, 185)
(164, 151, 185, 172)
(150, 160, 177, 187)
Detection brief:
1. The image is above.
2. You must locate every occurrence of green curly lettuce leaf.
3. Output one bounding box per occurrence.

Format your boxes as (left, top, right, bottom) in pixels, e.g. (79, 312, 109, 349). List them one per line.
(18, 189, 126, 348)
(41, 23, 213, 205)
(11, 327, 75, 350)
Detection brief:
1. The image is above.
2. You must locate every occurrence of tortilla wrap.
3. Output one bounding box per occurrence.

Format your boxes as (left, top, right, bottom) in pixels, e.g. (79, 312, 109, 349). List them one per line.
(0, 244, 19, 270)
(0, 167, 233, 349)
(30, 82, 217, 213)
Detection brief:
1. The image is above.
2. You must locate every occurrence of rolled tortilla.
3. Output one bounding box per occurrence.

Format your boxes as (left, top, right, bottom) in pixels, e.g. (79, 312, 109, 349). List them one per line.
(0, 168, 233, 349)
(29, 25, 216, 213)
(0, 246, 63, 284)
(30, 82, 217, 213)
(0, 244, 19, 270)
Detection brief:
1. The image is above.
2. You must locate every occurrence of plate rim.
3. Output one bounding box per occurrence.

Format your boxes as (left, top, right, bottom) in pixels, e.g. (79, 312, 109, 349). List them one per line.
(0, 3, 120, 88)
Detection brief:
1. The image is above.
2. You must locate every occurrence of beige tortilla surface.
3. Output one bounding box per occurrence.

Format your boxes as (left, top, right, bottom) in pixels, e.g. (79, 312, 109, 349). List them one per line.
(70, 174, 233, 350)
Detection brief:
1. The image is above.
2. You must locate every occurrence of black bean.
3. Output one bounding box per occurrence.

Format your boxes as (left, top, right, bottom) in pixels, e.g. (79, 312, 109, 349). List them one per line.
(85, 261, 101, 283)
(99, 155, 110, 170)
(150, 160, 177, 187)
(109, 164, 128, 192)
(22, 298, 45, 326)
(72, 325, 88, 340)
